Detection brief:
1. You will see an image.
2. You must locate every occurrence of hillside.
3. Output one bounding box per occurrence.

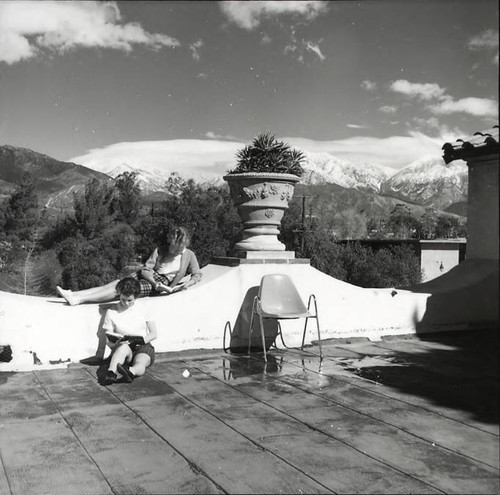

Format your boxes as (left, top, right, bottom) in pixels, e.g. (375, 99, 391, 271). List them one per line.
(293, 183, 461, 221)
(0, 145, 111, 211)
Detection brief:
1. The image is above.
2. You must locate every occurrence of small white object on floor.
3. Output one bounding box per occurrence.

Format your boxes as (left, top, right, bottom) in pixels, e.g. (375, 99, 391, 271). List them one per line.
(182, 369, 190, 378)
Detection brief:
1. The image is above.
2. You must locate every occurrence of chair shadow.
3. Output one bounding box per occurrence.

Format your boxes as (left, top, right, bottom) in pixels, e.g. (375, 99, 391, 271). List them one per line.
(227, 286, 279, 353)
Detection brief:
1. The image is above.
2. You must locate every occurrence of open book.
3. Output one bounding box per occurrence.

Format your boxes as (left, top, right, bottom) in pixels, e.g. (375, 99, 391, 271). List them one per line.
(105, 332, 145, 345)
(155, 277, 189, 294)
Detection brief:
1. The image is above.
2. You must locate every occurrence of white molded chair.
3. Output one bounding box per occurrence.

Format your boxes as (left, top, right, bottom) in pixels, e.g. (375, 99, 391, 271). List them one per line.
(248, 274, 323, 362)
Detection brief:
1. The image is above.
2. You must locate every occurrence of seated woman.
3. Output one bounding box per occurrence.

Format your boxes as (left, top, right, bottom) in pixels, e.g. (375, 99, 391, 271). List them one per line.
(102, 277, 157, 385)
(56, 226, 202, 305)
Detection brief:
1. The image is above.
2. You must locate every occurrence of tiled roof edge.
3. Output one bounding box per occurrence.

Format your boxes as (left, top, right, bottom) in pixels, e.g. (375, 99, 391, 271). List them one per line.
(442, 125, 499, 164)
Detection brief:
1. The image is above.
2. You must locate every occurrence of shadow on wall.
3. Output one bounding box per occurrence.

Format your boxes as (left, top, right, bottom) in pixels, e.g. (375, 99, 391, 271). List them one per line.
(404, 259, 499, 333)
(342, 329, 499, 425)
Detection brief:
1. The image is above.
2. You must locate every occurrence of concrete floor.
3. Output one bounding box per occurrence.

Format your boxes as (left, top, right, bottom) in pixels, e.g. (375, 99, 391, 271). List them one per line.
(0, 329, 498, 494)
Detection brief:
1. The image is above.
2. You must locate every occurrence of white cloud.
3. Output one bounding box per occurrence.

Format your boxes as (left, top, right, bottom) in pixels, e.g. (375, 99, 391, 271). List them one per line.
(428, 96, 498, 117)
(346, 124, 369, 129)
(468, 29, 499, 50)
(205, 131, 238, 141)
(260, 33, 272, 45)
(70, 140, 243, 178)
(385, 78, 497, 118)
(389, 80, 447, 100)
(413, 117, 440, 130)
(219, 1, 328, 30)
(0, 1, 179, 64)
(379, 105, 397, 114)
(361, 80, 377, 91)
(189, 39, 203, 61)
(468, 29, 499, 66)
(303, 40, 325, 61)
(70, 129, 465, 178)
(411, 118, 465, 140)
(285, 131, 458, 169)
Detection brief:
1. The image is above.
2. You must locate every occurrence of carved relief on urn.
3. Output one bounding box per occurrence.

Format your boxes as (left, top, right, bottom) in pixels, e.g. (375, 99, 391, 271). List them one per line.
(223, 172, 300, 252)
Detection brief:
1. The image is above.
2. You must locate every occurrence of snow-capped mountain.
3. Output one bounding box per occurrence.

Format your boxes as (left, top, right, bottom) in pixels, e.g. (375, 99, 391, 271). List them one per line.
(301, 151, 393, 191)
(380, 155, 468, 209)
(104, 163, 173, 193)
(66, 144, 468, 212)
(98, 163, 225, 193)
(102, 151, 394, 194)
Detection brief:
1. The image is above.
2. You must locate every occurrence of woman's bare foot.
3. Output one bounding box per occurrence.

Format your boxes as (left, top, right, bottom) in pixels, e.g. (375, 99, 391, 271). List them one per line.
(56, 286, 80, 306)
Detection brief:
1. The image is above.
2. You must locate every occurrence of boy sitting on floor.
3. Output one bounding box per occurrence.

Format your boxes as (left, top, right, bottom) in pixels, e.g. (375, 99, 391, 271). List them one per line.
(103, 277, 157, 385)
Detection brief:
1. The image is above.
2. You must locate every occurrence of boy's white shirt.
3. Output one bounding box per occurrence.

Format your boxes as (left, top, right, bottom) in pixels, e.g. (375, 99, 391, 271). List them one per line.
(103, 302, 150, 337)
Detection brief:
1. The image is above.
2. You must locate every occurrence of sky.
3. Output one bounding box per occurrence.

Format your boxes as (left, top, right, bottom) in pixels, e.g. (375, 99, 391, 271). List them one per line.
(0, 0, 498, 178)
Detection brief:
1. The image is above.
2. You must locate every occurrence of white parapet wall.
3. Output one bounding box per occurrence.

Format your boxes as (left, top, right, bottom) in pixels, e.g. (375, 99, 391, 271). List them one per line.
(0, 259, 497, 371)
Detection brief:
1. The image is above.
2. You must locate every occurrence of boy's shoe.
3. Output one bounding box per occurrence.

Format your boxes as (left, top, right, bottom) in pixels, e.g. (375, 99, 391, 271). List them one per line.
(117, 363, 135, 383)
(104, 370, 117, 385)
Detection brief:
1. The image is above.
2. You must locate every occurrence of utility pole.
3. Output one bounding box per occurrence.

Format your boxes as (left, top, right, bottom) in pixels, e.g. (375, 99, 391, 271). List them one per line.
(293, 195, 313, 254)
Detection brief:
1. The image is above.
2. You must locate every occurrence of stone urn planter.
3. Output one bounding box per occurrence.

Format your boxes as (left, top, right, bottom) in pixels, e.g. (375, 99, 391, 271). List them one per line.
(224, 172, 300, 252)
(224, 133, 305, 254)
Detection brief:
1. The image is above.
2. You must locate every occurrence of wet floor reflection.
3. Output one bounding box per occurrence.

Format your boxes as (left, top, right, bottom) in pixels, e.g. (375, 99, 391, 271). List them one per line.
(221, 354, 283, 380)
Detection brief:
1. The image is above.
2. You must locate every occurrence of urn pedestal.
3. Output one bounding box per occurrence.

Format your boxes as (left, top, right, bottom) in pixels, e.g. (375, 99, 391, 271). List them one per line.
(223, 172, 300, 252)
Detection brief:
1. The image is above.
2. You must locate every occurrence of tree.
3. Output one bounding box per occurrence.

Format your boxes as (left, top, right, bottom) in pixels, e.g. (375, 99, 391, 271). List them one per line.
(419, 207, 438, 239)
(142, 176, 241, 266)
(2, 172, 39, 241)
(112, 172, 142, 225)
(388, 204, 420, 238)
(58, 223, 136, 290)
(73, 178, 114, 239)
(302, 228, 347, 280)
(333, 207, 367, 239)
(436, 215, 467, 238)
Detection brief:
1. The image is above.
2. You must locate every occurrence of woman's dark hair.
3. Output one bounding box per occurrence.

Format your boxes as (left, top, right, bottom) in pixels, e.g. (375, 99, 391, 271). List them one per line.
(116, 277, 141, 298)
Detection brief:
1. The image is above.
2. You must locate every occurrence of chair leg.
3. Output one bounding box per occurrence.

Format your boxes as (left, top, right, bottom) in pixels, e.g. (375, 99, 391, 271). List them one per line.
(301, 317, 309, 350)
(277, 321, 291, 349)
(311, 296, 323, 361)
(315, 315, 323, 361)
(303, 295, 323, 361)
(248, 296, 258, 356)
(258, 313, 267, 362)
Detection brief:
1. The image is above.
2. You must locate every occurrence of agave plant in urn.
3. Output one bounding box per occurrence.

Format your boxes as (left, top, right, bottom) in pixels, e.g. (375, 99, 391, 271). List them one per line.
(224, 133, 305, 253)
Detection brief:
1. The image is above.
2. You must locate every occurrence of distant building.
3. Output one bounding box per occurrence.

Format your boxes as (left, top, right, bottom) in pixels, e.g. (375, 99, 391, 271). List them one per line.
(420, 239, 466, 282)
(335, 238, 467, 282)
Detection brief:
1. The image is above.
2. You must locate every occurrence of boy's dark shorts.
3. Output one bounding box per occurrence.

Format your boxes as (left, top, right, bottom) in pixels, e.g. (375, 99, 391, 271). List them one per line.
(133, 343, 155, 365)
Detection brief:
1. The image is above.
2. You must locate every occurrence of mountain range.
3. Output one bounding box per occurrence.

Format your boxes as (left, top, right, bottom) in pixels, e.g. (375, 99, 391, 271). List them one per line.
(0, 144, 468, 217)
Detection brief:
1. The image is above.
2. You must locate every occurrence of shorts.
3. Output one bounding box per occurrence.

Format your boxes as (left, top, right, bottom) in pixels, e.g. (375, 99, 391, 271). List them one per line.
(133, 343, 155, 366)
(129, 271, 174, 298)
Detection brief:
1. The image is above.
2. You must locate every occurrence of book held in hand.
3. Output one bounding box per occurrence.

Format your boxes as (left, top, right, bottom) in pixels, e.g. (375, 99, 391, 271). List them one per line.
(156, 280, 188, 294)
(105, 332, 145, 346)
(105, 332, 124, 343)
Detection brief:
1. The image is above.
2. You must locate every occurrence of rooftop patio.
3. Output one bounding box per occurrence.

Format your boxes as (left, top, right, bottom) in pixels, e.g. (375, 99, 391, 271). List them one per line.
(1, 329, 498, 494)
